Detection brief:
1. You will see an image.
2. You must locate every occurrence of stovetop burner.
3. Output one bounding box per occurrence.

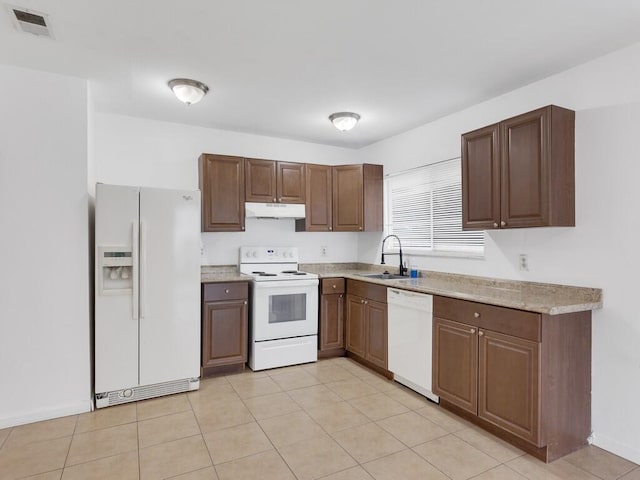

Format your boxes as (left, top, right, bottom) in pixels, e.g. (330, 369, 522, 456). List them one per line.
(252, 271, 277, 277)
(281, 270, 307, 275)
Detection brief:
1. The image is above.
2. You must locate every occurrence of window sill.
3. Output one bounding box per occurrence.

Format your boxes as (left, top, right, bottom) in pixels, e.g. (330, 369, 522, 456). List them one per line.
(388, 248, 485, 260)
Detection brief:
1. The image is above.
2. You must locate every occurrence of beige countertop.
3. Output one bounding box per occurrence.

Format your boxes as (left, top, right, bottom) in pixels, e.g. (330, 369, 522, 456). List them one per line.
(201, 262, 602, 315)
(200, 265, 251, 283)
(299, 263, 602, 315)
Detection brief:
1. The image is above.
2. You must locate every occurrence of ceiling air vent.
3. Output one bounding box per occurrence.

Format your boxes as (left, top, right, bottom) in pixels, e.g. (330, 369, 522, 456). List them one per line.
(7, 5, 53, 38)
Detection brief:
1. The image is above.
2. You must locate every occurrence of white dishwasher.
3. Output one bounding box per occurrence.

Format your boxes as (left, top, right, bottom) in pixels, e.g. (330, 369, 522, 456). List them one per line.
(387, 288, 439, 402)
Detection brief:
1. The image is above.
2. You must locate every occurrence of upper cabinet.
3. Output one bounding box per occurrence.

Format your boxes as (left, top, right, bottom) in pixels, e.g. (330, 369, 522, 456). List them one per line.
(296, 163, 333, 232)
(199, 154, 245, 232)
(199, 153, 382, 233)
(296, 163, 383, 232)
(462, 105, 575, 230)
(332, 164, 383, 232)
(245, 158, 305, 204)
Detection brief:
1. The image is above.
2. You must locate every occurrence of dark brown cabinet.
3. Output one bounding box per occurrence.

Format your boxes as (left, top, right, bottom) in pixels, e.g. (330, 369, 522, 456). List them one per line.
(345, 294, 366, 357)
(332, 164, 383, 232)
(345, 280, 387, 370)
(433, 317, 478, 414)
(199, 154, 245, 232)
(245, 158, 305, 204)
(296, 164, 333, 232)
(201, 282, 248, 375)
(462, 105, 575, 230)
(479, 329, 540, 445)
(319, 278, 345, 356)
(432, 295, 591, 462)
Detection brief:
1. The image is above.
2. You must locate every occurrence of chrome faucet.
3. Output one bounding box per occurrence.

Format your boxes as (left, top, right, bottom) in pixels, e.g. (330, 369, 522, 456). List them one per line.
(381, 234, 407, 276)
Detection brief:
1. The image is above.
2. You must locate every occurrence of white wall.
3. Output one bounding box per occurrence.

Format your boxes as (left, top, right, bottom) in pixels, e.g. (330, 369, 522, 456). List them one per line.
(359, 42, 640, 463)
(92, 113, 361, 265)
(0, 65, 91, 427)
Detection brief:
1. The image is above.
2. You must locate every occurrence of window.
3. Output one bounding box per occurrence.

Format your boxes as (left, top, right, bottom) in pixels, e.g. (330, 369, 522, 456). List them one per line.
(384, 157, 484, 256)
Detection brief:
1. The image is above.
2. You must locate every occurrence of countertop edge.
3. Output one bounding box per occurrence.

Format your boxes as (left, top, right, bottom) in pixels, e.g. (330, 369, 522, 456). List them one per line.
(319, 272, 602, 315)
(199, 265, 603, 315)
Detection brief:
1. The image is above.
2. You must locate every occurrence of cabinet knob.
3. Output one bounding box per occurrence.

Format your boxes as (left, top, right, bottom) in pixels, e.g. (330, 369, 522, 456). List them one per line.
(361, 299, 365, 304)
(243, 300, 248, 305)
(474, 312, 480, 318)
(493, 222, 498, 228)
(332, 284, 337, 289)
(339, 294, 343, 298)
(329, 226, 333, 231)
(241, 226, 245, 230)
(273, 198, 276, 202)
(364, 300, 368, 304)
(479, 330, 484, 336)
(279, 197, 283, 202)
(359, 227, 362, 231)
(470, 328, 475, 334)
(225, 289, 230, 294)
(500, 221, 506, 227)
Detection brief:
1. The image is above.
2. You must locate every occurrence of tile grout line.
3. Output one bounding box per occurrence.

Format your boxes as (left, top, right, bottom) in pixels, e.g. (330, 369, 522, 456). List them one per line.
(135, 402, 141, 480)
(451, 427, 526, 465)
(60, 413, 80, 474)
(186, 386, 219, 479)
(0, 427, 12, 452)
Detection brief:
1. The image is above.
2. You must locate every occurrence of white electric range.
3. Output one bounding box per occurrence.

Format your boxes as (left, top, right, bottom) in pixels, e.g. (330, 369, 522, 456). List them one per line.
(239, 246, 319, 371)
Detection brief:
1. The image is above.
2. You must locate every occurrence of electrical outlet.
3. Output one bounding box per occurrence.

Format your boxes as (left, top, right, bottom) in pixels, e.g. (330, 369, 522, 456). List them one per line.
(519, 254, 529, 271)
(320, 246, 328, 257)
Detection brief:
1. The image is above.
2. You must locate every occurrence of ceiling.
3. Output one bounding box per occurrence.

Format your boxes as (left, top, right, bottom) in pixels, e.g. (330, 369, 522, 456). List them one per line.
(2, 1, 640, 149)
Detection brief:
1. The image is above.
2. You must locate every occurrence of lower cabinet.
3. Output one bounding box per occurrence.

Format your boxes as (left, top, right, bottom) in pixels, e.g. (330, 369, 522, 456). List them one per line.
(345, 280, 388, 370)
(479, 329, 540, 445)
(319, 278, 345, 355)
(201, 282, 248, 375)
(433, 317, 478, 414)
(432, 295, 591, 462)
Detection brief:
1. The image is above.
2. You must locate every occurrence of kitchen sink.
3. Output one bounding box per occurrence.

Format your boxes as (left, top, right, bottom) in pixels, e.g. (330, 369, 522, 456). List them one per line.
(358, 273, 407, 280)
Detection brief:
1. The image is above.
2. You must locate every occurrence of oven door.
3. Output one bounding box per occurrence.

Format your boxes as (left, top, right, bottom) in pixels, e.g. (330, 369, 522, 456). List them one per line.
(252, 279, 319, 341)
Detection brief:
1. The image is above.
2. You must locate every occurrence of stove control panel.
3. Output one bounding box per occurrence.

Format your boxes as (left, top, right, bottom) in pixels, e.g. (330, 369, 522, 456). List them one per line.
(240, 246, 299, 263)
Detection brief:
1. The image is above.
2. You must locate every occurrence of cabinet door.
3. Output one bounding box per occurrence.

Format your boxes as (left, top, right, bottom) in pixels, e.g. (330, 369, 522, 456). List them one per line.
(433, 317, 478, 414)
(277, 162, 305, 204)
(202, 299, 248, 368)
(365, 299, 388, 369)
(199, 154, 245, 232)
(345, 294, 366, 357)
(362, 164, 384, 232)
(478, 329, 541, 445)
(462, 124, 500, 230)
(245, 158, 277, 202)
(333, 165, 363, 231)
(301, 163, 332, 231)
(320, 293, 344, 351)
(500, 108, 548, 228)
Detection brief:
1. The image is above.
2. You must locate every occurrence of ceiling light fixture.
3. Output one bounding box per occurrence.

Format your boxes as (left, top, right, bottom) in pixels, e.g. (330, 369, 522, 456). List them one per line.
(329, 112, 361, 132)
(168, 78, 209, 105)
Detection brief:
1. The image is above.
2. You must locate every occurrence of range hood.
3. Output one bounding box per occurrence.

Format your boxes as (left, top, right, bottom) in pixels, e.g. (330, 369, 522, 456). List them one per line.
(245, 202, 306, 219)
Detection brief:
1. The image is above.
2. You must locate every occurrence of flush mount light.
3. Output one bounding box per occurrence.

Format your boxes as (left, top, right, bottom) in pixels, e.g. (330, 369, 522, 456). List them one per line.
(329, 112, 361, 132)
(168, 78, 209, 105)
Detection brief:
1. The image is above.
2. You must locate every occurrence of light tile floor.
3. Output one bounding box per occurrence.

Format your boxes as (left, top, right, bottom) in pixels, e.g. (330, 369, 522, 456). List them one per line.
(0, 357, 638, 480)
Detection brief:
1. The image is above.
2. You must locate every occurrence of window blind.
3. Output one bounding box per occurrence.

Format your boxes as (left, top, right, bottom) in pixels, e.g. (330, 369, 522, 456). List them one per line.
(384, 158, 484, 254)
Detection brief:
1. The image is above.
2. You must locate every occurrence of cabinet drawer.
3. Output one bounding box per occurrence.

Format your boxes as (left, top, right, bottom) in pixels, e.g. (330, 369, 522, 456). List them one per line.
(346, 279, 387, 303)
(203, 282, 248, 302)
(321, 278, 345, 294)
(434, 296, 540, 342)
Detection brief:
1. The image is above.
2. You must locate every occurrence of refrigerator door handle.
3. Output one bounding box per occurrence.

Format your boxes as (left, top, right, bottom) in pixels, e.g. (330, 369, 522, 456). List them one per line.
(140, 220, 147, 320)
(132, 222, 139, 320)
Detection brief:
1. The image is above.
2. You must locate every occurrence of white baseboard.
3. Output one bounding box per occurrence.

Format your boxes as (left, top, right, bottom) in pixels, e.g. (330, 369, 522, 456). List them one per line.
(0, 401, 92, 429)
(592, 433, 640, 465)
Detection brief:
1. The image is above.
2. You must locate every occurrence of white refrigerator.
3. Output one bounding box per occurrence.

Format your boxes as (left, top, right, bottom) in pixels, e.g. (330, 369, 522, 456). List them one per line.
(94, 183, 201, 408)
